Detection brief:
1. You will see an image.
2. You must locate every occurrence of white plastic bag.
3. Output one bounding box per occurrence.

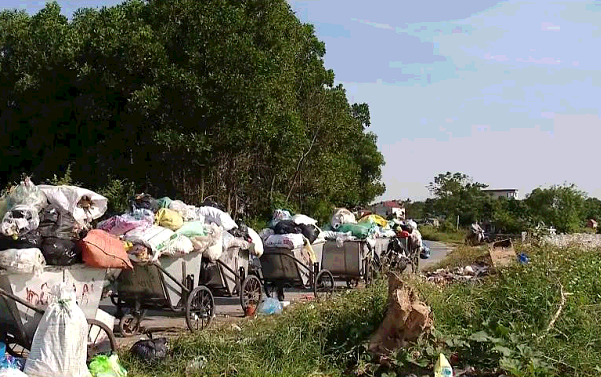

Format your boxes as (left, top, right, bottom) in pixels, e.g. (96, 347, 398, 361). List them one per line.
(272, 209, 291, 222)
(37, 185, 108, 227)
(24, 283, 92, 377)
(197, 206, 237, 231)
(7, 177, 47, 212)
(264, 234, 304, 249)
(331, 208, 356, 230)
(168, 200, 200, 222)
(1, 205, 40, 237)
(0, 248, 46, 275)
(259, 228, 274, 242)
(124, 225, 193, 259)
(247, 227, 264, 257)
(189, 223, 223, 261)
(292, 214, 318, 226)
(222, 232, 250, 251)
(0, 369, 29, 377)
(159, 234, 194, 258)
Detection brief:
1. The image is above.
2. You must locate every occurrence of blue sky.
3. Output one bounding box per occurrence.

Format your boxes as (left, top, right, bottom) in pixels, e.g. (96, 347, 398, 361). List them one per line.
(4, 0, 601, 200)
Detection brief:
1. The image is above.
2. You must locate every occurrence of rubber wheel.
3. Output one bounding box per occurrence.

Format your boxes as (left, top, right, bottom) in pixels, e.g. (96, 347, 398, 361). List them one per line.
(346, 279, 359, 288)
(240, 275, 262, 312)
(186, 286, 214, 333)
(87, 319, 117, 362)
(119, 313, 142, 338)
(314, 270, 335, 300)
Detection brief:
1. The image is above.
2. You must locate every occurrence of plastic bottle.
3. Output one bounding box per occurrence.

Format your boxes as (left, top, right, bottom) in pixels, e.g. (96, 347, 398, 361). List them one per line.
(434, 353, 453, 377)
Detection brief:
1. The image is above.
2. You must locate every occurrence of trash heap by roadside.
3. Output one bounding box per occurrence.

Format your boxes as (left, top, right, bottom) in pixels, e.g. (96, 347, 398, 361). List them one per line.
(98, 194, 264, 266)
(425, 263, 489, 285)
(319, 209, 398, 248)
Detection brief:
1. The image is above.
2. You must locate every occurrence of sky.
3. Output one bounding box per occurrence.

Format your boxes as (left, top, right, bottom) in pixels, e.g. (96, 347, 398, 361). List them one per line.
(3, 0, 601, 201)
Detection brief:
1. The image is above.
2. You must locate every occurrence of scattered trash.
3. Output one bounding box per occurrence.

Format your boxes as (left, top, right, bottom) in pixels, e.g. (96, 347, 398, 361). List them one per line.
(426, 264, 489, 285)
(88, 354, 128, 377)
(280, 301, 291, 308)
(230, 324, 242, 332)
(518, 253, 530, 264)
(420, 245, 431, 259)
(185, 356, 207, 376)
(257, 298, 283, 315)
(434, 353, 453, 377)
(0, 368, 28, 377)
(130, 338, 168, 363)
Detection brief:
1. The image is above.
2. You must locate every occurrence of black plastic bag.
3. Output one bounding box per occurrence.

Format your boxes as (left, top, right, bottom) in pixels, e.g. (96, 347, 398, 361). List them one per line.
(131, 193, 159, 213)
(0, 230, 42, 250)
(130, 338, 168, 363)
(273, 220, 302, 235)
(228, 222, 250, 240)
(299, 224, 320, 244)
(38, 204, 78, 239)
(41, 237, 80, 266)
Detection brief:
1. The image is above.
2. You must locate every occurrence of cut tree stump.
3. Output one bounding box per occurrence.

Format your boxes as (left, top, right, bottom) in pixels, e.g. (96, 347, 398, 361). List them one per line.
(369, 272, 433, 358)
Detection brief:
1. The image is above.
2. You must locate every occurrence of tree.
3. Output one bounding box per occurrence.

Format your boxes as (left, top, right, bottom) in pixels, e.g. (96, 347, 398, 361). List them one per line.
(524, 184, 586, 233)
(427, 172, 488, 225)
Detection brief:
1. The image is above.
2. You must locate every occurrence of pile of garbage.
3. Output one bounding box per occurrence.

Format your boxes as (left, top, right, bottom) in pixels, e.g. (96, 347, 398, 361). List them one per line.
(98, 194, 263, 266)
(541, 233, 601, 249)
(425, 264, 489, 285)
(321, 209, 399, 247)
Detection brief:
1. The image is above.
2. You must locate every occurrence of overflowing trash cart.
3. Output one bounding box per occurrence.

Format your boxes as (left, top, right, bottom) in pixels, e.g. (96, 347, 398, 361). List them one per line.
(321, 239, 375, 288)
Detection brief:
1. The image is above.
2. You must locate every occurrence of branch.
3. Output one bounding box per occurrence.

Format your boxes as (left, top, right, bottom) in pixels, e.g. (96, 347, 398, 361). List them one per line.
(538, 282, 572, 341)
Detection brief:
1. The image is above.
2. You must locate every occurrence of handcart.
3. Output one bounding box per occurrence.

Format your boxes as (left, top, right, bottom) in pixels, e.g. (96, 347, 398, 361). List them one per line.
(321, 240, 375, 288)
(260, 245, 334, 301)
(200, 246, 262, 314)
(0, 265, 117, 360)
(110, 251, 214, 337)
(382, 235, 420, 273)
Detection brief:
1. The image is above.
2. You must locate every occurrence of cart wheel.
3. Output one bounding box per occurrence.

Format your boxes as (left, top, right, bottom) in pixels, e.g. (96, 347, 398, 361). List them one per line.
(240, 275, 262, 312)
(364, 261, 372, 285)
(314, 270, 335, 300)
(186, 286, 214, 333)
(119, 312, 143, 337)
(346, 279, 359, 288)
(5, 334, 29, 358)
(87, 318, 117, 362)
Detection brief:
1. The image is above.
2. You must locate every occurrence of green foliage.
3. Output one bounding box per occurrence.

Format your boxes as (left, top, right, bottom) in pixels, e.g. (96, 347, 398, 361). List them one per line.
(0, 0, 385, 220)
(427, 172, 489, 225)
(525, 184, 586, 233)
(47, 163, 79, 186)
(98, 177, 136, 215)
(419, 225, 465, 244)
(121, 280, 388, 377)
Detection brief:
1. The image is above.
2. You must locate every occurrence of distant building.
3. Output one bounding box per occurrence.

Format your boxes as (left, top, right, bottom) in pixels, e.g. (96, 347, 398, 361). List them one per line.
(482, 188, 519, 200)
(370, 200, 405, 219)
(587, 219, 598, 229)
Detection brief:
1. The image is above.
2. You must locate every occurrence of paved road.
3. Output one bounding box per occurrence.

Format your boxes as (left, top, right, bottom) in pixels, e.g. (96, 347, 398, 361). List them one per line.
(104, 240, 452, 346)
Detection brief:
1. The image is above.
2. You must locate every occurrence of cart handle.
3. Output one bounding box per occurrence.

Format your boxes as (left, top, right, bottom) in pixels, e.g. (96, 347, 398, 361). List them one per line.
(153, 262, 191, 294)
(0, 288, 45, 315)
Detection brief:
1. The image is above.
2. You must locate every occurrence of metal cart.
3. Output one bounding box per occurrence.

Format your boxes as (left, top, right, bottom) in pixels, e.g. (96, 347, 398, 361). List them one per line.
(260, 245, 334, 301)
(111, 251, 214, 337)
(200, 246, 262, 314)
(321, 240, 375, 288)
(0, 265, 117, 360)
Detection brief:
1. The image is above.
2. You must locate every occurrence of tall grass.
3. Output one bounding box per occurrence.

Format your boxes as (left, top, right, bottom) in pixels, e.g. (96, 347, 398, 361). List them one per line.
(419, 225, 465, 244)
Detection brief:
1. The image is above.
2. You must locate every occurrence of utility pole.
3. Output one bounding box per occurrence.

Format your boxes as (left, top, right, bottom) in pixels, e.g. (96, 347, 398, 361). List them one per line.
(456, 215, 459, 231)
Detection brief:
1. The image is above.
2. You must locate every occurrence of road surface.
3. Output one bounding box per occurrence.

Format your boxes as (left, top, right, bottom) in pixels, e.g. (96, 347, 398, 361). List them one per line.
(103, 239, 452, 346)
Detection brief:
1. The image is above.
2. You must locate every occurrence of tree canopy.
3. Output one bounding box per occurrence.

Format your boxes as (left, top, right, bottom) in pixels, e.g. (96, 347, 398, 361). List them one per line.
(0, 0, 385, 221)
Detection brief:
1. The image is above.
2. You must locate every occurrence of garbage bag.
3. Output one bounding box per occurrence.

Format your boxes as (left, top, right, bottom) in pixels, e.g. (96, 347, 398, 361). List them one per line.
(40, 237, 79, 266)
(257, 298, 283, 315)
(158, 234, 194, 257)
(167, 200, 198, 222)
(331, 208, 356, 229)
(154, 208, 183, 231)
(156, 197, 172, 209)
(358, 214, 388, 227)
(125, 226, 193, 260)
(88, 355, 127, 377)
(0, 205, 40, 238)
(222, 232, 250, 251)
(190, 223, 223, 261)
(37, 185, 108, 227)
(298, 223, 320, 244)
(175, 221, 207, 237)
(336, 223, 374, 239)
(0, 248, 46, 275)
(97, 209, 154, 236)
(292, 214, 317, 226)
(38, 205, 79, 238)
(201, 198, 225, 212)
(264, 234, 304, 249)
(272, 209, 292, 222)
(130, 193, 159, 213)
(7, 177, 47, 212)
(247, 227, 263, 257)
(197, 206, 237, 231)
(259, 228, 274, 241)
(228, 222, 250, 240)
(129, 338, 168, 363)
(0, 230, 42, 250)
(273, 220, 302, 235)
(0, 369, 28, 377)
(24, 283, 91, 377)
(80, 230, 133, 269)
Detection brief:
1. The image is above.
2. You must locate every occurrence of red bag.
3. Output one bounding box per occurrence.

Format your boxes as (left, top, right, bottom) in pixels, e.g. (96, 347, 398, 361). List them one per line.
(80, 229, 133, 269)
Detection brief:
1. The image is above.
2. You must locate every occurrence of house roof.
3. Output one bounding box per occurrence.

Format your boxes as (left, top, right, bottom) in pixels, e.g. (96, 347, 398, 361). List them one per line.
(482, 188, 518, 192)
(382, 200, 401, 208)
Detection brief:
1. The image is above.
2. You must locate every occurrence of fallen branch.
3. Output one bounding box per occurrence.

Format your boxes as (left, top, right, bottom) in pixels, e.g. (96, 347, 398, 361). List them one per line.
(538, 282, 572, 341)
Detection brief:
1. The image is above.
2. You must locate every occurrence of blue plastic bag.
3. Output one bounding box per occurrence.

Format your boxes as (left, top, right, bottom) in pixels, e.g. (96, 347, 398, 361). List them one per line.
(257, 298, 283, 315)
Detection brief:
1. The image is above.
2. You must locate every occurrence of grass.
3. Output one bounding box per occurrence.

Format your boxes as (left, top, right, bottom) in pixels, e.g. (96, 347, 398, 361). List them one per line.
(120, 281, 388, 377)
(419, 225, 465, 244)
(120, 244, 601, 377)
(423, 244, 491, 272)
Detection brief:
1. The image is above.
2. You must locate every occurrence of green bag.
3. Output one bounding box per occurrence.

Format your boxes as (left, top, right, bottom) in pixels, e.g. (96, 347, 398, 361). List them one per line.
(89, 354, 127, 377)
(336, 223, 375, 239)
(156, 197, 173, 209)
(176, 221, 207, 237)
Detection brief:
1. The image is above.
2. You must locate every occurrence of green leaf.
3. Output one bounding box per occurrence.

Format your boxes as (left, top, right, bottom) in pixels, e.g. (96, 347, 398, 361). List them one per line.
(491, 345, 514, 357)
(469, 331, 491, 342)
